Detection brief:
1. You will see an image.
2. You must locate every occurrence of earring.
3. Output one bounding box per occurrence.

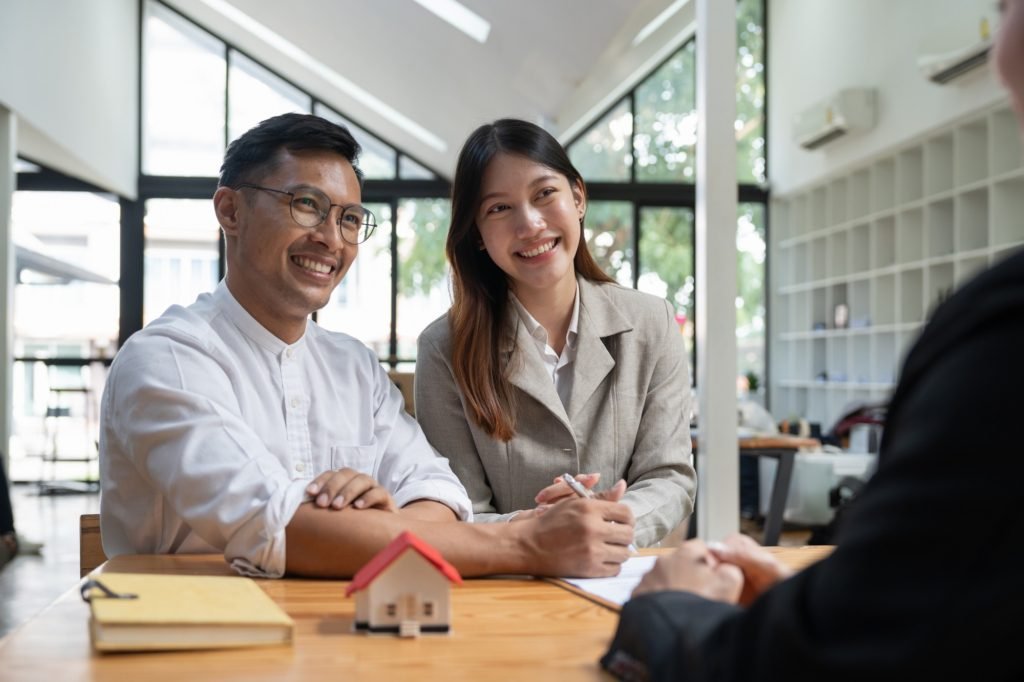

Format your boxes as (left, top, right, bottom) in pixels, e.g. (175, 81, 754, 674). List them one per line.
(478, 242, 486, 251)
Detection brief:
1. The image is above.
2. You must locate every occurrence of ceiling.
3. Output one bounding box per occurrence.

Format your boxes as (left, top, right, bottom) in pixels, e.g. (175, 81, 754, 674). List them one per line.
(163, 0, 698, 177)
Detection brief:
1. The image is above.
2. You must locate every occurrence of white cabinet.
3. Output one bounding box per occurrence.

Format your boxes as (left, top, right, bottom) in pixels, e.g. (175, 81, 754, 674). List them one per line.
(770, 102, 1024, 430)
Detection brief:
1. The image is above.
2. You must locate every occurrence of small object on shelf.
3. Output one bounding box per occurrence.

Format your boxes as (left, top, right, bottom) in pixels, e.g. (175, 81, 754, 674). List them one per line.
(849, 316, 871, 329)
(833, 303, 849, 329)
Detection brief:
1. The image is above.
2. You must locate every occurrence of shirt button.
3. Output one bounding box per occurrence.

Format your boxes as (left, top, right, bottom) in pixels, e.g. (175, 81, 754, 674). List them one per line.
(285, 348, 294, 359)
(290, 397, 300, 408)
(295, 462, 305, 473)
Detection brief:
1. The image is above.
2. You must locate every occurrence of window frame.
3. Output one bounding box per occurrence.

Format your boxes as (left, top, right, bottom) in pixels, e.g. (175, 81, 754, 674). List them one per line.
(565, 0, 770, 390)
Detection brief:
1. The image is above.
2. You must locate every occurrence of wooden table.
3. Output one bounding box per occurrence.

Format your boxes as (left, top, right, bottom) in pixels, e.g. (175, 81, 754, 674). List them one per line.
(0, 547, 832, 681)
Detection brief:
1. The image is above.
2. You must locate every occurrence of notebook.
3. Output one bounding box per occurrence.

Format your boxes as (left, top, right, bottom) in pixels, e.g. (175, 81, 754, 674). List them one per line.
(546, 555, 658, 611)
(84, 573, 295, 652)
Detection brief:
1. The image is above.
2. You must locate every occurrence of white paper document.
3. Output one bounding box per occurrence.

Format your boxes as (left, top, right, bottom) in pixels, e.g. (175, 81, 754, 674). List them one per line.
(561, 555, 658, 607)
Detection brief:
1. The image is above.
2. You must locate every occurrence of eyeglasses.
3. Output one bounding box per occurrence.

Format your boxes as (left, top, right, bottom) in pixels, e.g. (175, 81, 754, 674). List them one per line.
(232, 183, 377, 245)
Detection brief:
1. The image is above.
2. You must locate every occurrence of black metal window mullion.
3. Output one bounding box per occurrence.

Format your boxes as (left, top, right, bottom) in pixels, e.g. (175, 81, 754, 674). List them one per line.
(388, 198, 399, 369)
(631, 203, 641, 289)
(628, 91, 637, 184)
(118, 197, 146, 349)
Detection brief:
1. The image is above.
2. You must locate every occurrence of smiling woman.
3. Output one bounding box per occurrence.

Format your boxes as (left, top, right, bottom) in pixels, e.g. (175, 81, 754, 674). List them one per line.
(415, 119, 697, 548)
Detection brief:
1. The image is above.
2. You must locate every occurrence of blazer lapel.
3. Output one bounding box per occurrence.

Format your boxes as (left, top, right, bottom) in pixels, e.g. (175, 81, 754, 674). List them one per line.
(503, 311, 573, 430)
(568, 278, 633, 421)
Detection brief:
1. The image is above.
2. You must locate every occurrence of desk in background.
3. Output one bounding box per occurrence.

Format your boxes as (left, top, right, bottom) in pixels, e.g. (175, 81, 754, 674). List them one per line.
(0, 548, 832, 681)
(689, 434, 821, 545)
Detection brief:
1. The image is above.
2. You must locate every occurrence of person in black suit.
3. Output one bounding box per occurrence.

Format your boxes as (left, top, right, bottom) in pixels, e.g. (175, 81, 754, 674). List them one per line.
(602, 1, 1024, 679)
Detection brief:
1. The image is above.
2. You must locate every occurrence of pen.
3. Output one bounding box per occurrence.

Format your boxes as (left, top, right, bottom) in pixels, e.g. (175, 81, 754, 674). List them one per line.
(560, 473, 638, 553)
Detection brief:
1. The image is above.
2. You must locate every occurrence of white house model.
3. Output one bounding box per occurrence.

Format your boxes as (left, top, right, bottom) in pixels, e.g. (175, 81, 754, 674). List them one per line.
(345, 530, 463, 637)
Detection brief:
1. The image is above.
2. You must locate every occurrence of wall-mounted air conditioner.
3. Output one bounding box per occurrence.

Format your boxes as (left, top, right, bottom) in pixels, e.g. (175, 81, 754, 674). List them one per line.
(917, 37, 993, 84)
(792, 88, 877, 151)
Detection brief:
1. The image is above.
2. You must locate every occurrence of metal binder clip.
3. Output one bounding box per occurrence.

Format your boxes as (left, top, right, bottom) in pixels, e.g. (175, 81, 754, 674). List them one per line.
(80, 578, 138, 602)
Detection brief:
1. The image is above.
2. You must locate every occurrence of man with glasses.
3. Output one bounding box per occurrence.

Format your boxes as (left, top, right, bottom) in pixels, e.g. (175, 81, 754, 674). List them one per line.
(100, 113, 635, 579)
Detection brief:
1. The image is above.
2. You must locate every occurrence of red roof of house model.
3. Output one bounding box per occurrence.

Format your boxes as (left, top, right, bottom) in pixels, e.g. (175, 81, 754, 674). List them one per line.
(345, 531, 463, 595)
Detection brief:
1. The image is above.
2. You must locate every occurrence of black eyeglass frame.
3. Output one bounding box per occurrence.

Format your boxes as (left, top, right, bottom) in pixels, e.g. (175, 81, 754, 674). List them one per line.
(231, 183, 377, 245)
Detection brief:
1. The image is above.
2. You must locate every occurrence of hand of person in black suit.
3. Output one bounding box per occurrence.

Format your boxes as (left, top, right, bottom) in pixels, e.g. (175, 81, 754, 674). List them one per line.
(632, 540, 744, 603)
(709, 533, 794, 606)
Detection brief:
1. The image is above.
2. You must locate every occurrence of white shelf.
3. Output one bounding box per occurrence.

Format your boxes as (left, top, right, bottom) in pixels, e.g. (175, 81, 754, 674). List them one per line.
(770, 102, 1024, 428)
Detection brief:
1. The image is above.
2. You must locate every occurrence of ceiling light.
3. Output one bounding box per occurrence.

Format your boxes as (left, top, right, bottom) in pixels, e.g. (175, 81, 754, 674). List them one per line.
(632, 0, 689, 47)
(199, 0, 447, 152)
(412, 0, 490, 44)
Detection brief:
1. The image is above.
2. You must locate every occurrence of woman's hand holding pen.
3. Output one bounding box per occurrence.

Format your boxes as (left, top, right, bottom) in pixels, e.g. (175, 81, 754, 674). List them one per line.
(534, 472, 602, 505)
(508, 472, 605, 522)
(518, 493, 636, 578)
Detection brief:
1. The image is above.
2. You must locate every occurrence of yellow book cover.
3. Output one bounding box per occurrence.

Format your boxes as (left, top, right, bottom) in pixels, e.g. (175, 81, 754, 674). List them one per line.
(84, 573, 294, 652)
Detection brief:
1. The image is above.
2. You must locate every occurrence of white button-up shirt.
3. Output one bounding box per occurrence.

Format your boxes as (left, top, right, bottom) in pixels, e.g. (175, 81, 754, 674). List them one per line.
(100, 282, 471, 578)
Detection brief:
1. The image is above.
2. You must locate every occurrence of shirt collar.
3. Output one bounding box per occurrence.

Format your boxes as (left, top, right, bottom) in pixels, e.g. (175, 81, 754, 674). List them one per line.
(509, 282, 580, 352)
(213, 281, 308, 354)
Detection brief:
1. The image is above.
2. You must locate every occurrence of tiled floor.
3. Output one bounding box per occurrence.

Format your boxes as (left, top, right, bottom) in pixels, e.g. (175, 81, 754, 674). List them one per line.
(0, 483, 99, 639)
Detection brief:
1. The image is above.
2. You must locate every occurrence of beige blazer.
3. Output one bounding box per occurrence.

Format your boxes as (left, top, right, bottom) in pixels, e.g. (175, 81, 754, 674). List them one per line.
(415, 277, 695, 547)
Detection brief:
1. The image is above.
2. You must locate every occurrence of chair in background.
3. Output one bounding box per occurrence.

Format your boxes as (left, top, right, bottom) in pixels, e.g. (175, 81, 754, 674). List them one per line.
(36, 362, 101, 494)
(79, 513, 106, 577)
(388, 371, 416, 417)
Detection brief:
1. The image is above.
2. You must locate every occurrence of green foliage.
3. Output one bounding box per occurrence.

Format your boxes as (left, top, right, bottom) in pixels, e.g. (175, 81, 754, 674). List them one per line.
(569, 0, 765, 185)
(585, 201, 634, 285)
(736, 0, 766, 183)
(639, 207, 694, 313)
(568, 99, 633, 182)
(634, 44, 697, 182)
(397, 198, 451, 296)
(745, 370, 760, 392)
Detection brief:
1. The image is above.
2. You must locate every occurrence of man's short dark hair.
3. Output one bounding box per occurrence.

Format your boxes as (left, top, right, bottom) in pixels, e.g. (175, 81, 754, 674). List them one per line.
(218, 113, 364, 189)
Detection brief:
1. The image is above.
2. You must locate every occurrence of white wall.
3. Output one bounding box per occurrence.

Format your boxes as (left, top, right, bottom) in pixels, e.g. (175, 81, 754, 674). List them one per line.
(1, 108, 14, 470)
(0, 0, 139, 198)
(768, 0, 1007, 195)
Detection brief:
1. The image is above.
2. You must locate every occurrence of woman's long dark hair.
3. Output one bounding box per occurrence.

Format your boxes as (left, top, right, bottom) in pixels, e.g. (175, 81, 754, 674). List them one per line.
(446, 119, 613, 441)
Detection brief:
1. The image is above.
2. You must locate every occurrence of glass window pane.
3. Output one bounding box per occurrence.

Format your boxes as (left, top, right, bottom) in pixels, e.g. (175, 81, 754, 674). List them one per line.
(585, 201, 633, 287)
(314, 103, 397, 180)
(143, 199, 220, 325)
(638, 206, 694, 360)
(317, 202, 393, 359)
(399, 156, 436, 180)
(228, 50, 311, 144)
(396, 198, 452, 362)
(634, 42, 697, 183)
(12, 191, 121, 357)
(11, 191, 120, 477)
(737, 202, 766, 394)
(737, 0, 766, 184)
(143, 0, 227, 176)
(568, 99, 633, 182)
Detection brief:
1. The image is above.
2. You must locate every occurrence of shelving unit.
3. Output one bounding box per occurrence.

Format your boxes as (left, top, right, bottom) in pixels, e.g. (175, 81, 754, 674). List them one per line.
(770, 102, 1024, 429)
